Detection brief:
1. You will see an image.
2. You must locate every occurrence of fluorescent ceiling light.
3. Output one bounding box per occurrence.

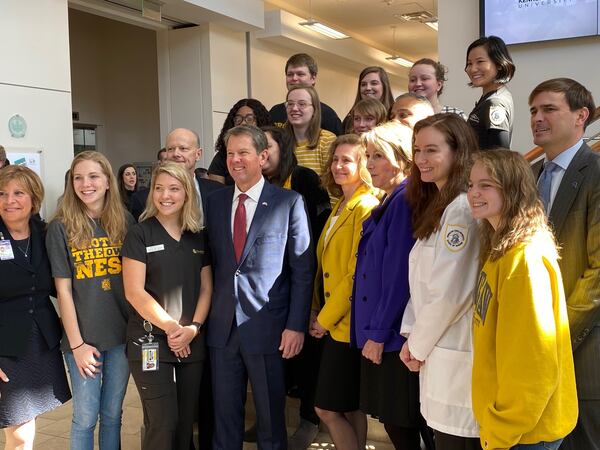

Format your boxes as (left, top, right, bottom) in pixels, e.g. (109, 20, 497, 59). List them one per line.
(299, 19, 349, 39)
(425, 21, 438, 31)
(386, 55, 413, 67)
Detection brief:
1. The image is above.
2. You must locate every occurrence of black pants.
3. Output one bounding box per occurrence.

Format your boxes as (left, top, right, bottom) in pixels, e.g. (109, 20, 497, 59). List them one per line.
(560, 399, 600, 450)
(196, 356, 214, 449)
(130, 359, 204, 450)
(434, 430, 481, 450)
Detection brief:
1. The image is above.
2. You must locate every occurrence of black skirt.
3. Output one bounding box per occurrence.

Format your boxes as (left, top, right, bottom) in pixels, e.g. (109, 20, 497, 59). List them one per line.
(314, 335, 361, 412)
(0, 321, 71, 428)
(360, 350, 421, 427)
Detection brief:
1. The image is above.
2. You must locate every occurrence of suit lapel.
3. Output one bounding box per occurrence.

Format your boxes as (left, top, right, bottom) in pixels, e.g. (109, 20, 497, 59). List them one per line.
(29, 220, 43, 271)
(215, 187, 236, 263)
(549, 144, 589, 236)
(239, 182, 274, 265)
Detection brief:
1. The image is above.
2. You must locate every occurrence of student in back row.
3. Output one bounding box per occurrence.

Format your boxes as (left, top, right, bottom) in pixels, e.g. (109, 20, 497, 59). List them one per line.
(269, 53, 343, 136)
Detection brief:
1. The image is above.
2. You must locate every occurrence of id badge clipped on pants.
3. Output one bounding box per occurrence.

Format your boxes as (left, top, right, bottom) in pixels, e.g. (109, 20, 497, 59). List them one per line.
(141, 320, 159, 372)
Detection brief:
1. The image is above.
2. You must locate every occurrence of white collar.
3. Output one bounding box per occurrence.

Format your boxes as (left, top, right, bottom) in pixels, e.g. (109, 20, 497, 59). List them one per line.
(233, 176, 265, 203)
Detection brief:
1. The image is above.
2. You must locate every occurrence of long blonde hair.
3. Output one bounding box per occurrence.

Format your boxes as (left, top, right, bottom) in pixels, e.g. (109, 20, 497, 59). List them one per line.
(473, 150, 557, 262)
(140, 162, 202, 233)
(53, 151, 127, 248)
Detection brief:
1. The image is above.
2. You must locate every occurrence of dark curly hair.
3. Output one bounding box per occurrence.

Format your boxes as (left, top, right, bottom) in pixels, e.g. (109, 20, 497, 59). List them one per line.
(214, 99, 272, 156)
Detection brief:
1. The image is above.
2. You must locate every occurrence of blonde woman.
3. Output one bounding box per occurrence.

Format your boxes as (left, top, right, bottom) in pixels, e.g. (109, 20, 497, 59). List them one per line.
(351, 123, 425, 449)
(468, 151, 577, 450)
(310, 134, 379, 450)
(122, 162, 212, 450)
(46, 151, 133, 450)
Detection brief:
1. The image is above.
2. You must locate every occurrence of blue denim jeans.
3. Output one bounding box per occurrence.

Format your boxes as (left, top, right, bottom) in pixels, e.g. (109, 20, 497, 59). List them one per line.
(511, 439, 563, 450)
(64, 344, 129, 450)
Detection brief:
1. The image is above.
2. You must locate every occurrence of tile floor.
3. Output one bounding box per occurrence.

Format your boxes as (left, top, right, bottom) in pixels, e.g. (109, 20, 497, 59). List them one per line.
(0, 376, 395, 449)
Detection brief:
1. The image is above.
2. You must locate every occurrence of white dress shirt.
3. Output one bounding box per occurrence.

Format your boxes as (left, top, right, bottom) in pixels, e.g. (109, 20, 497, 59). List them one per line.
(231, 176, 265, 234)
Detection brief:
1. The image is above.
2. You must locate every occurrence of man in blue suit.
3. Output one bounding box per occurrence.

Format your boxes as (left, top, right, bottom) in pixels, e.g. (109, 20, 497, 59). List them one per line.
(205, 125, 314, 449)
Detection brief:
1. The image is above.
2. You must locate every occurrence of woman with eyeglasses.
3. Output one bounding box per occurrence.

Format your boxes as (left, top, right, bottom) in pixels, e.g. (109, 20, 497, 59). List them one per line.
(285, 86, 337, 180)
(208, 98, 272, 185)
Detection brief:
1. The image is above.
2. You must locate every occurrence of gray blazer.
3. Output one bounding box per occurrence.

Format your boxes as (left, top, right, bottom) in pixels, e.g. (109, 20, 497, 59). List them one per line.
(548, 142, 600, 399)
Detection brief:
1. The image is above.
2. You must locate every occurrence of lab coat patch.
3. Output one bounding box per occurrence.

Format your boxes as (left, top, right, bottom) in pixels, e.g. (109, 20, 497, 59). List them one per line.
(445, 224, 467, 252)
(489, 106, 505, 126)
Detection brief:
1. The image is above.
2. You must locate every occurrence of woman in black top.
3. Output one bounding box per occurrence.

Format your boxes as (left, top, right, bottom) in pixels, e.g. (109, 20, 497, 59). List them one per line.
(465, 36, 516, 150)
(0, 166, 70, 448)
(261, 125, 331, 238)
(117, 163, 137, 211)
(122, 162, 212, 450)
(208, 98, 272, 185)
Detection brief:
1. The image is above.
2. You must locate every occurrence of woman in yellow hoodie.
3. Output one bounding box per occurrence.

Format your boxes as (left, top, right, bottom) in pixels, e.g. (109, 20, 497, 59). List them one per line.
(467, 150, 578, 450)
(310, 134, 379, 450)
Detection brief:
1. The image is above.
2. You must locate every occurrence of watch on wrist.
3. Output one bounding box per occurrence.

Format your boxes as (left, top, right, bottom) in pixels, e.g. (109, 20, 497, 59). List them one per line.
(191, 321, 203, 334)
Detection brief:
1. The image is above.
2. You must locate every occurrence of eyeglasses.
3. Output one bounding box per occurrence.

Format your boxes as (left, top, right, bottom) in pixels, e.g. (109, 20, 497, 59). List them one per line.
(285, 101, 313, 110)
(233, 113, 256, 125)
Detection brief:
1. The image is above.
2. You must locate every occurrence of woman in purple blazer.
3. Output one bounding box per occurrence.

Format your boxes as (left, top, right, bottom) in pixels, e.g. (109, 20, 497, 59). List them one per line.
(350, 122, 424, 449)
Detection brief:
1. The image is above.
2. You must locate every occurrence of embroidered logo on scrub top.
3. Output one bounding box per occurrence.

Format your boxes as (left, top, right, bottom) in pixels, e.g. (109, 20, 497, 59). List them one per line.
(444, 224, 467, 252)
(489, 106, 505, 126)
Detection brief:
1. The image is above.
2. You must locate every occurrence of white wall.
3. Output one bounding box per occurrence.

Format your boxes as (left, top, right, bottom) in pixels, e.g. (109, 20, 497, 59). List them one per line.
(157, 23, 248, 168)
(438, 0, 600, 153)
(0, 0, 73, 217)
(70, 9, 161, 169)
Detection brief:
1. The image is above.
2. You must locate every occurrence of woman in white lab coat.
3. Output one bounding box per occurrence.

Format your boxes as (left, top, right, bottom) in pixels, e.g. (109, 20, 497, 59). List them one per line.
(400, 113, 481, 450)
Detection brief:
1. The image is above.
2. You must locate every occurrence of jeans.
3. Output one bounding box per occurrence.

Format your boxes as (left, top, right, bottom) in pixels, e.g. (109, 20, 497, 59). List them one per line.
(64, 344, 129, 450)
(512, 439, 563, 450)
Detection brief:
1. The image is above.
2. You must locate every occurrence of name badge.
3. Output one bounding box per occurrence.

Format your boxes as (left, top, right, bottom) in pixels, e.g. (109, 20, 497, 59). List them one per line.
(142, 342, 159, 371)
(146, 244, 165, 253)
(0, 240, 15, 261)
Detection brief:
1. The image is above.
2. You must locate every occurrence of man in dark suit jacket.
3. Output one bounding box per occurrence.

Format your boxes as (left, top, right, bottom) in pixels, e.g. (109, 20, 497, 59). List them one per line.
(529, 78, 600, 450)
(205, 125, 314, 449)
(130, 128, 223, 223)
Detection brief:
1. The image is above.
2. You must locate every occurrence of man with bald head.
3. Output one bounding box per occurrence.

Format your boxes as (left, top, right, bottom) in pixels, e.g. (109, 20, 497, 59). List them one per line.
(130, 128, 222, 222)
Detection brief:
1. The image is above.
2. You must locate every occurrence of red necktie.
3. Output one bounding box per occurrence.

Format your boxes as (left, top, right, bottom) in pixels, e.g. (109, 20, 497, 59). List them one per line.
(233, 193, 248, 263)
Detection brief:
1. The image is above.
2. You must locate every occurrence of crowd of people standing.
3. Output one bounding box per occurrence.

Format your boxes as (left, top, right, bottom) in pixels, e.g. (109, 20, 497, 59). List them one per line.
(0, 34, 599, 450)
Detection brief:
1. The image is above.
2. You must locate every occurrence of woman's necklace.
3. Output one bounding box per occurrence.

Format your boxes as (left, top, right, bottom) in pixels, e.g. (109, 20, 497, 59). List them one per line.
(15, 236, 31, 257)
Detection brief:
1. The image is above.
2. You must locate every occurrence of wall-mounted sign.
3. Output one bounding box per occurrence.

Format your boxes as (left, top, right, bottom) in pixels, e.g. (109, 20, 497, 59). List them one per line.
(8, 114, 27, 138)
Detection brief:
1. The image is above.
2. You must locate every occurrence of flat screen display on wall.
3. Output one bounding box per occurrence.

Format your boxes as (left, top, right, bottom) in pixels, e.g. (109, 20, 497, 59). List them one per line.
(481, 0, 599, 45)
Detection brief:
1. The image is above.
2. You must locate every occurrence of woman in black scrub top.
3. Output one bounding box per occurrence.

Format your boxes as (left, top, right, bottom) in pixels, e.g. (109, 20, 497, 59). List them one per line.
(465, 36, 516, 150)
(122, 162, 212, 450)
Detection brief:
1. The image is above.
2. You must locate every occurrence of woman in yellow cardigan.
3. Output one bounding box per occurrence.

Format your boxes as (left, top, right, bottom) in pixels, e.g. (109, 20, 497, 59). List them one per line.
(309, 134, 379, 450)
